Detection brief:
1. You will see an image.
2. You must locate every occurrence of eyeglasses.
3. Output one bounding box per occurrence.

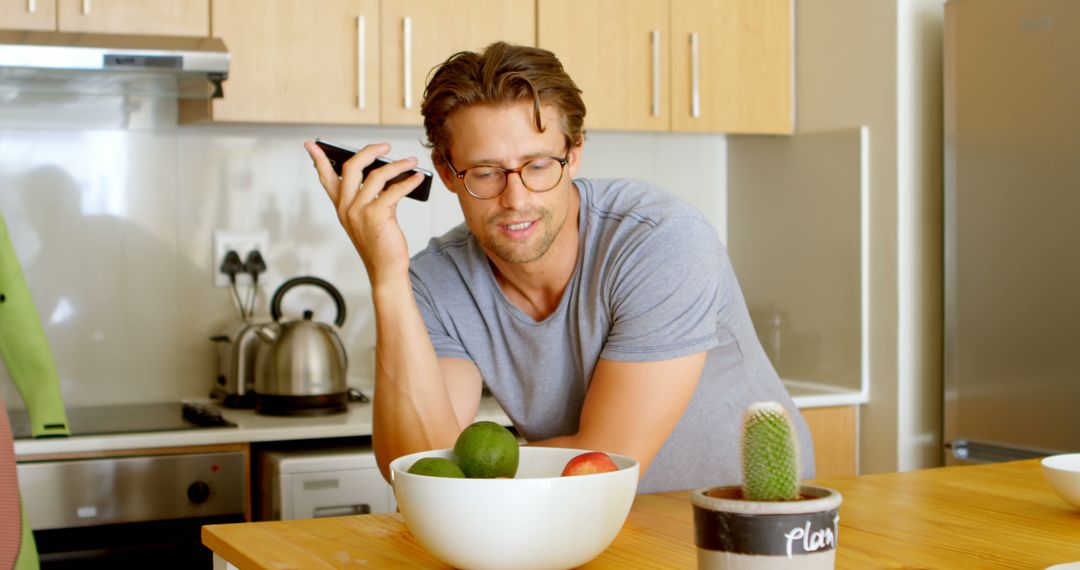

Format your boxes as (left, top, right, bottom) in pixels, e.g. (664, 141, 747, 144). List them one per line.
(444, 151, 570, 200)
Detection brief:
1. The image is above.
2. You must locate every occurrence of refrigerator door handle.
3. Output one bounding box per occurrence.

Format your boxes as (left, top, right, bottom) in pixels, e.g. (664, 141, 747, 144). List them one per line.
(945, 439, 971, 461)
(946, 439, 1058, 463)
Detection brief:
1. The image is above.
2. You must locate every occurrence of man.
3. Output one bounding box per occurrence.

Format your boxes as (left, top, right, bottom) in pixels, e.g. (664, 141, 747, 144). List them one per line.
(305, 42, 813, 493)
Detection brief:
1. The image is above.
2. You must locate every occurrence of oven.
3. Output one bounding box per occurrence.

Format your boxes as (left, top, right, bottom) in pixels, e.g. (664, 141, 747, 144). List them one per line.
(9, 403, 245, 569)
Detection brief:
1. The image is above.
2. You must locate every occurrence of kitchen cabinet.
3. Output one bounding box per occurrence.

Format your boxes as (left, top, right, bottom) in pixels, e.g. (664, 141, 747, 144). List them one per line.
(538, 0, 670, 132)
(670, 0, 793, 133)
(538, 0, 793, 134)
(0, 0, 209, 35)
(802, 405, 857, 479)
(380, 0, 535, 126)
(184, 0, 533, 126)
(0, 0, 56, 30)
(182, 0, 381, 124)
(56, 0, 210, 36)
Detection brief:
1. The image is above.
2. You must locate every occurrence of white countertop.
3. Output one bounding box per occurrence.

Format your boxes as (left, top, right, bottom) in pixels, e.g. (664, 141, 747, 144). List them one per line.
(13, 382, 864, 458)
(13, 397, 512, 458)
(785, 379, 867, 409)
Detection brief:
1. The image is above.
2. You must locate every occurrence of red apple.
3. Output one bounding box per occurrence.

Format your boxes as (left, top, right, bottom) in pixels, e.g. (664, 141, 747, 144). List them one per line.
(561, 451, 619, 476)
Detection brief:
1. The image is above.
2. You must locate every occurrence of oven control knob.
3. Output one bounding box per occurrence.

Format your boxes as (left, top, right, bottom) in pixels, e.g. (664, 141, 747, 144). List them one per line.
(187, 481, 212, 504)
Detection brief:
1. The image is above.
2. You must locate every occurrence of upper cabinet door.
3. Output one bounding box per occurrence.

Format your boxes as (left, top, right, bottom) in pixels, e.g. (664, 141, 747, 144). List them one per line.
(538, 0, 670, 132)
(56, 0, 209, 36)
(194, 0, 380, 124)
(0, 0, 56, 31)
(671, 0, 793, 134)
(380, 0, 535, 126)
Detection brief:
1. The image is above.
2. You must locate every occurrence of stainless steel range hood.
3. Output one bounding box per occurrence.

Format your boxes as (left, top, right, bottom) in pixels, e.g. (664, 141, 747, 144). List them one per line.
(0, 30, 229, 99)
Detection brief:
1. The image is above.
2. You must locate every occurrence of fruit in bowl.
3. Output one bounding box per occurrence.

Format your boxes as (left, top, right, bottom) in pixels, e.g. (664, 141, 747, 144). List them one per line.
(390, 443, 639, 570)
(407, 457, 465, 478)
(561, 450, 619, 476)
(453, 420, 520, 478)
(1042, 453, 1080, 509)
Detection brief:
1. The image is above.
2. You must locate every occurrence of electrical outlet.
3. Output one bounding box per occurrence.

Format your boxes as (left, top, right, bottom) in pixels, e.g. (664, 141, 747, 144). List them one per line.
(212, 230, 269, 288)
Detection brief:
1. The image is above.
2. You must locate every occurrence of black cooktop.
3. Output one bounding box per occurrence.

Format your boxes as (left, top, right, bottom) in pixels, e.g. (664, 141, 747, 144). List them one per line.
(7, 402, 237, 440)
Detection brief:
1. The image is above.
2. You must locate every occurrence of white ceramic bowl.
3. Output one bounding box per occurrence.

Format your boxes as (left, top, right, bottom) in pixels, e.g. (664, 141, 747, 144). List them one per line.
(1042, 453, 1080, 509)
(389, 447, 639, 570)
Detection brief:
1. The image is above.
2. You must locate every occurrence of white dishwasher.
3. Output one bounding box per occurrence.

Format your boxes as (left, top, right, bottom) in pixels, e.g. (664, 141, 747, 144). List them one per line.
(256, 446, 396, 520)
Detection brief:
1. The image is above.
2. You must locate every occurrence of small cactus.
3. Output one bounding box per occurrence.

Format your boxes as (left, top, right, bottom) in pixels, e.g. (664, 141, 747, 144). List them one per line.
(741, 401, 800, 501)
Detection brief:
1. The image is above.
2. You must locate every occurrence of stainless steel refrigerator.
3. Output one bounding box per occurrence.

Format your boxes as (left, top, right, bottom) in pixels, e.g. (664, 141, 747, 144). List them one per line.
(944, 0, 1080, 464)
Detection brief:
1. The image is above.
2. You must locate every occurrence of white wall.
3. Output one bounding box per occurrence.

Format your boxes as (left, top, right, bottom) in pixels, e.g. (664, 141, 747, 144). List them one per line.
(0, 97, 727, 409)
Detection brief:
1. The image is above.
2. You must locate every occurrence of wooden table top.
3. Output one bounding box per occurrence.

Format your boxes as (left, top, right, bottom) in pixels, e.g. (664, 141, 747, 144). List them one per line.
(204, 459, 1080, 569)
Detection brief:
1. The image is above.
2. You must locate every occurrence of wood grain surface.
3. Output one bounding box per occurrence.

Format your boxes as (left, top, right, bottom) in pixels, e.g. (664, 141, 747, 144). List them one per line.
(802, 405, 858, 479)
(56, 0, 209, 36)
(204, 459, 1080, 569)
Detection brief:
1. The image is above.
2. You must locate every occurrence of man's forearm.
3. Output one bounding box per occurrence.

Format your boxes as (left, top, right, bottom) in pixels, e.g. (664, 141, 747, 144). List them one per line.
(371, 281, 462, 480)
(526, 355, 706, 481)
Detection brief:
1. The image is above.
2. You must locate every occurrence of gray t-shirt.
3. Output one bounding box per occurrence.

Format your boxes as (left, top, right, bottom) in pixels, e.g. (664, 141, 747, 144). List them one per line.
(409, 177, 814, 493)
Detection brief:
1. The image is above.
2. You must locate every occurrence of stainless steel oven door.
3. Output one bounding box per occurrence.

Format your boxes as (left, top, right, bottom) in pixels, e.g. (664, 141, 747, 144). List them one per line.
(17, 450, 246, 568)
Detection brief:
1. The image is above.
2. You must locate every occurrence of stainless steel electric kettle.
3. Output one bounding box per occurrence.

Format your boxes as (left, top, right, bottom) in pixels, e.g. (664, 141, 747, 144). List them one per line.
(253, 276, 349, 416)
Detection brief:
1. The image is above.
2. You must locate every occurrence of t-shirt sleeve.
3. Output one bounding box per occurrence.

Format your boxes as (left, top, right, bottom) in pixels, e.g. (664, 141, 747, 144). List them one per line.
(410, 269, 473, 361)
(599, 217, 724, 362)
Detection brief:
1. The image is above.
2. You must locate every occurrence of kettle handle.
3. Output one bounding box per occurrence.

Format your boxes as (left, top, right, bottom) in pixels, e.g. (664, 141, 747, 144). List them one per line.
(269, 276, 347, 327)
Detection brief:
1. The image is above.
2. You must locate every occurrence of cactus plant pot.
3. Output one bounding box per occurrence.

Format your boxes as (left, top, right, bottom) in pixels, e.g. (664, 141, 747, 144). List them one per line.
(691, 485, 842, 570)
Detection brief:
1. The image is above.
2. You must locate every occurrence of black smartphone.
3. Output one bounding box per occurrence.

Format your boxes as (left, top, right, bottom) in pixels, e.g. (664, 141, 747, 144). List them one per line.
(314, 139, 432, 202)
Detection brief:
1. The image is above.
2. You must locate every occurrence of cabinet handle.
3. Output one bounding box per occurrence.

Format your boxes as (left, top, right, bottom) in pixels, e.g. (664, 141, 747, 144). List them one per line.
(82, 0, 91, 15)
(357, 15, 366, 109)
(690, 32, 701, 118)
(651, 29, 661, 117)
(27, 0, 36, 14)
(403, 16, 413, 109)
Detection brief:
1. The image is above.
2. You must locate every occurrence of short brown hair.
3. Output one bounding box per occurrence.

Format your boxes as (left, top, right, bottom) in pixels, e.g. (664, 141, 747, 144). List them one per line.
(421, 42, 586, 168)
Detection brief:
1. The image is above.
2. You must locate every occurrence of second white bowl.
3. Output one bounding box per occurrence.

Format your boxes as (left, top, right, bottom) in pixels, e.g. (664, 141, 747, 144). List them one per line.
(1042, 453, 1080, 509)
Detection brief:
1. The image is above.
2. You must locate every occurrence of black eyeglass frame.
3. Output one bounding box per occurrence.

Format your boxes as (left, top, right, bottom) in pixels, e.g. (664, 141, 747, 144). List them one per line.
(443, 151, 571, 200)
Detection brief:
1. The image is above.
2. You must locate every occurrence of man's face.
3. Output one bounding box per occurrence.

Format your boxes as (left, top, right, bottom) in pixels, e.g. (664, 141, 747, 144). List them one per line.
(437, 101, 582, 266)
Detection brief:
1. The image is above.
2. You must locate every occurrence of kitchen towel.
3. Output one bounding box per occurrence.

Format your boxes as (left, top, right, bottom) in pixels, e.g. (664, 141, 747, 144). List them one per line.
(0, 210, 69, 438)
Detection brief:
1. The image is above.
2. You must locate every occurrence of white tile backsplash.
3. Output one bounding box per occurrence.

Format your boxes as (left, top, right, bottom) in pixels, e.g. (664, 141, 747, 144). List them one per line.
(0, 101, 726, 410)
